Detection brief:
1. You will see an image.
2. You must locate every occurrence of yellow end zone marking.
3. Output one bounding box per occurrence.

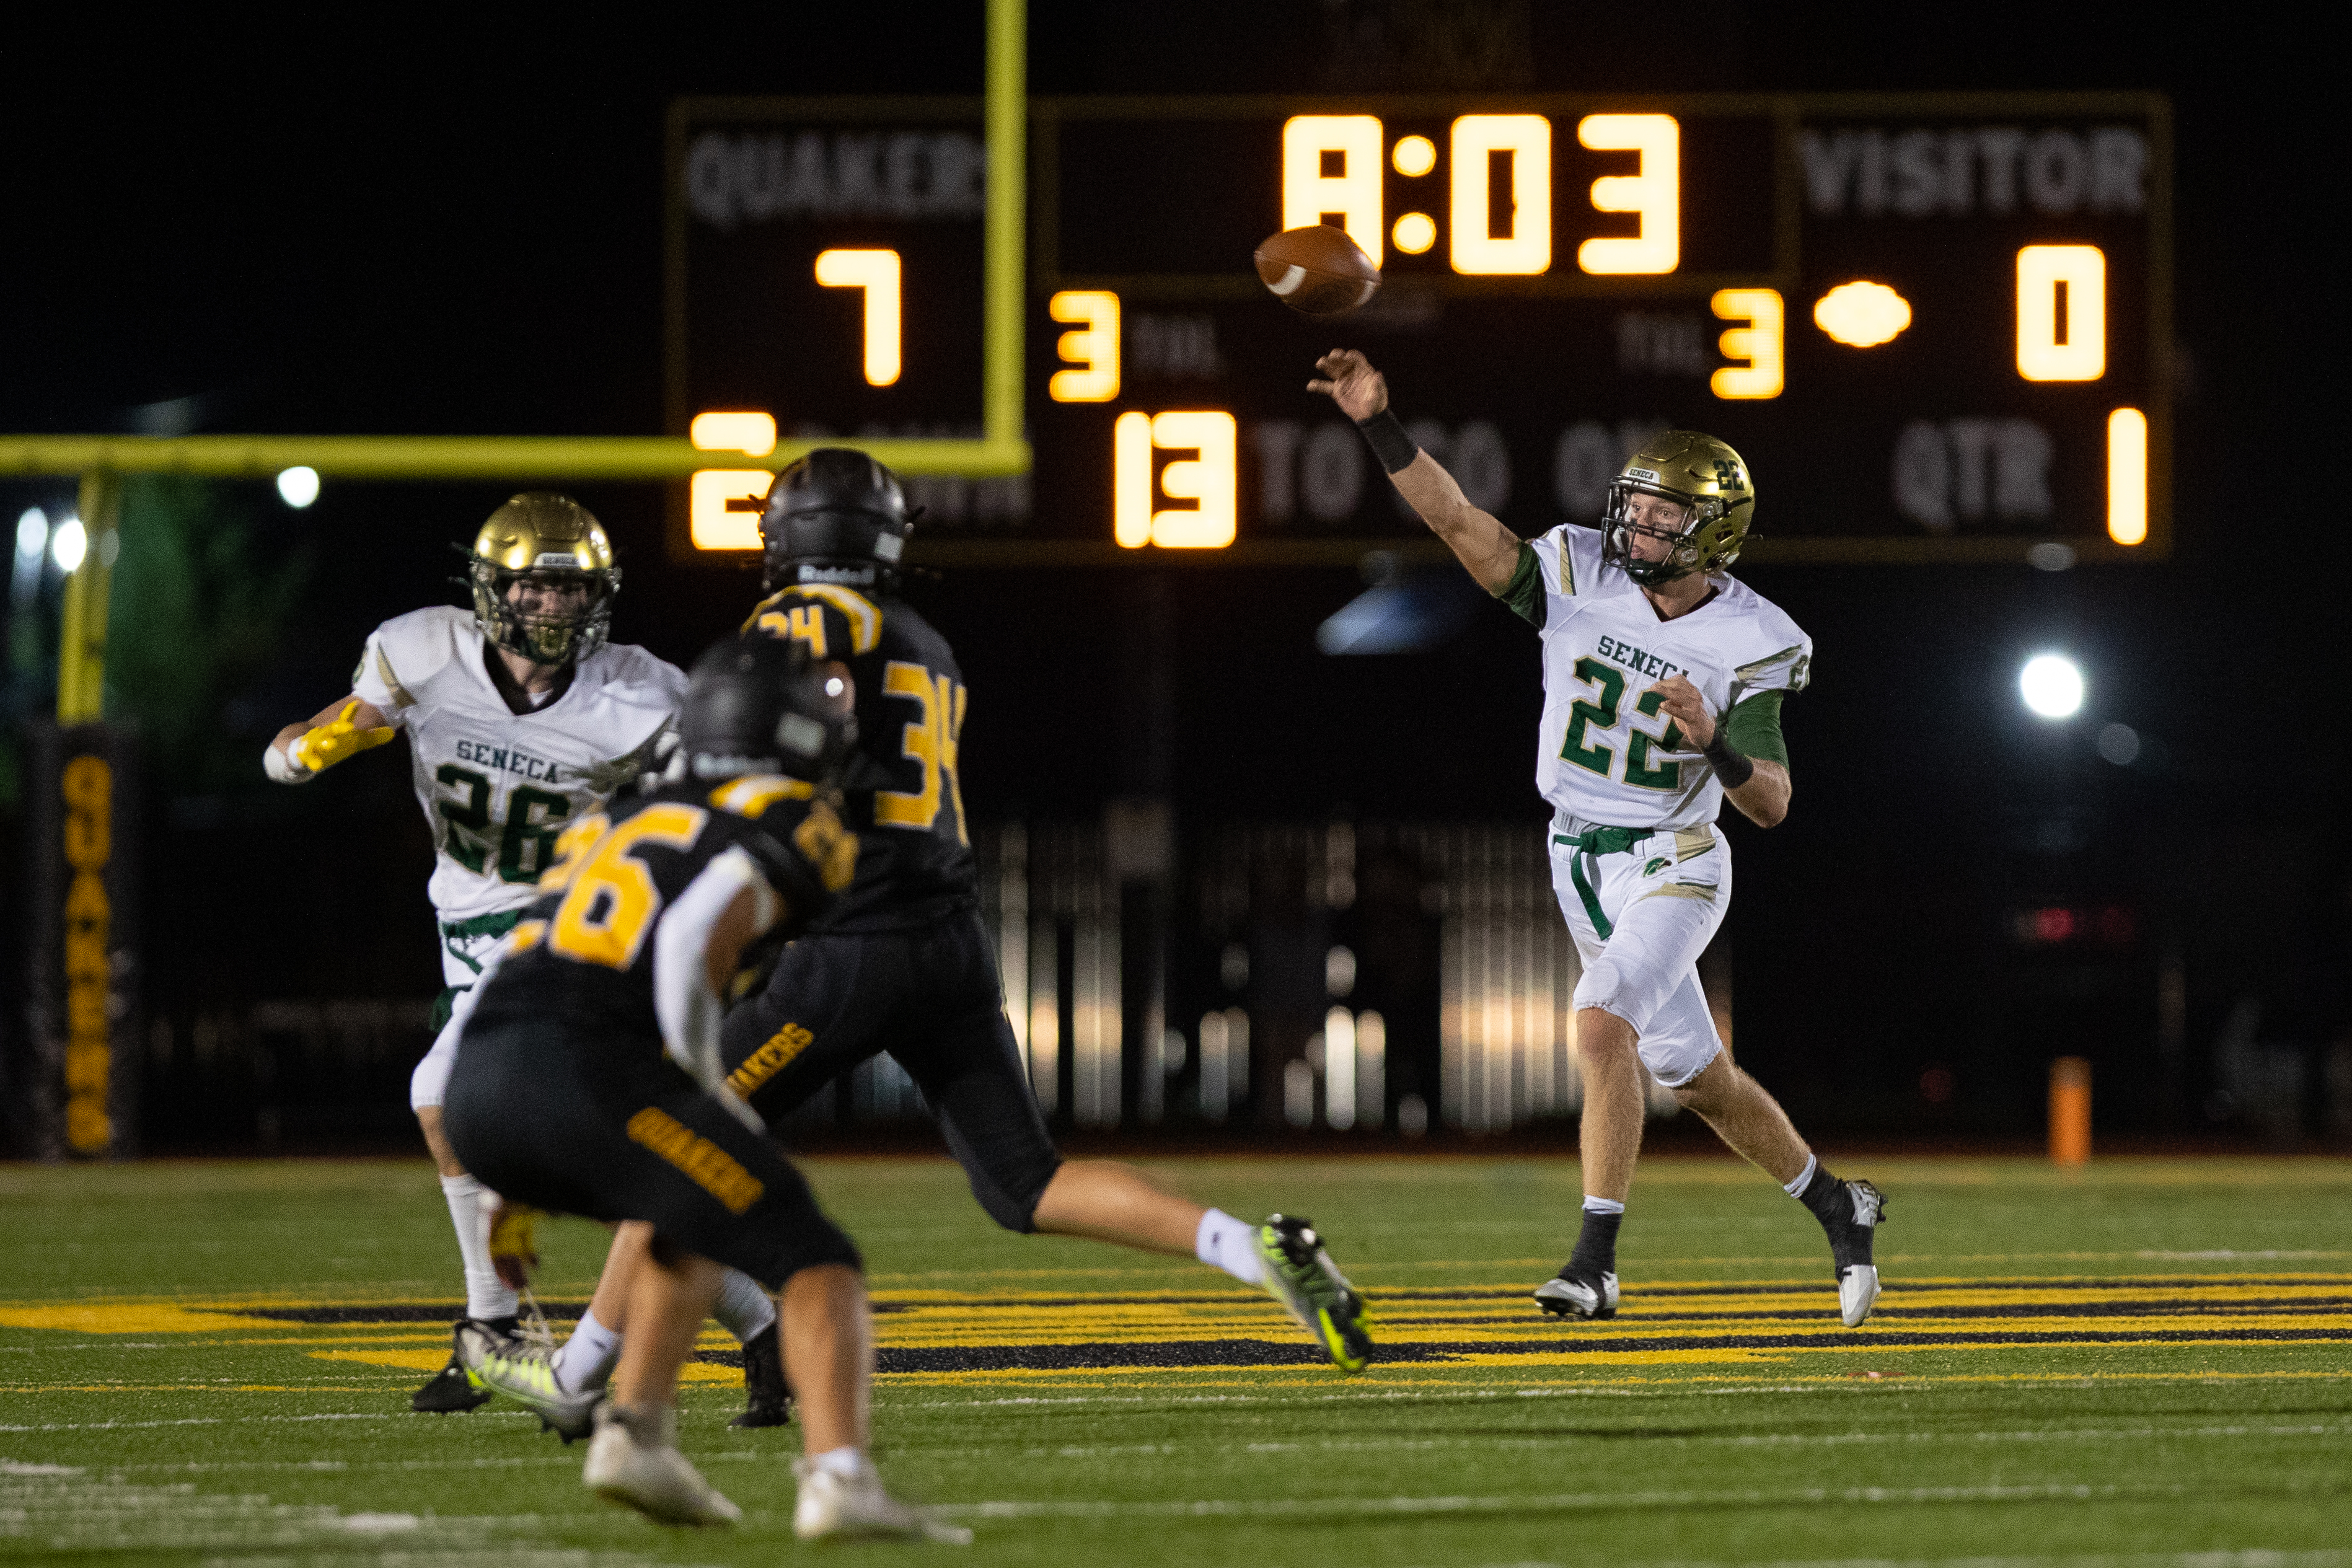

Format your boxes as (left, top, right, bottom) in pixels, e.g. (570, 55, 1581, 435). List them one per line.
(0, 1304, 294, 1334)
(306, 1349, 455, 1373)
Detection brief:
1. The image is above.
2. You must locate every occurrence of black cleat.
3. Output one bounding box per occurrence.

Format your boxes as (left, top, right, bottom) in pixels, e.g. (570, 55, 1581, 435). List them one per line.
(729, 1322, 794, 1429)
(410, 1316, 514, 1413)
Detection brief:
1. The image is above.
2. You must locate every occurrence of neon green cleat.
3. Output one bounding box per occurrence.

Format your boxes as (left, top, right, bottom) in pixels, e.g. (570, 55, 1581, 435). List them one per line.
(457, 1319, 603, 1442)
(1255, 1214, 1373, 1374)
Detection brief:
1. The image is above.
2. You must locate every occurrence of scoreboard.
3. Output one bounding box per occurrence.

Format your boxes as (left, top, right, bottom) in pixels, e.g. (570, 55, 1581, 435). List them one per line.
(667, 92, 2169, 565)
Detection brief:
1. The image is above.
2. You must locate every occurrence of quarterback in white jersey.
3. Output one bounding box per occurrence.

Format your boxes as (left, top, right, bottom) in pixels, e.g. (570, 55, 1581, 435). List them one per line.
(265, 495, 780, 1417)
(1311, 350, 1887, 1329)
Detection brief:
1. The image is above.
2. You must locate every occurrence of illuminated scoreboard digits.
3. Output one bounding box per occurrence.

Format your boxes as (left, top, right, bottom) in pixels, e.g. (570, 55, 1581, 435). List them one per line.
(670, 94, 2167, 563)
(667, 102, 993, 549)
(1033, 92, 2169, 562)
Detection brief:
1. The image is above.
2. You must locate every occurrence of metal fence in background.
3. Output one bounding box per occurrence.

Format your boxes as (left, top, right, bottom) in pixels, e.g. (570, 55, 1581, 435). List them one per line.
(965, 818, 1696, 1137)
(118, 818, 1716, 1151)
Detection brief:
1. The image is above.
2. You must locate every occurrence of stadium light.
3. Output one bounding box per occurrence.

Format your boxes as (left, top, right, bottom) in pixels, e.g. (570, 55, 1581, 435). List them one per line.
(276, 465, 321, 508)
(2019, 653, 2084, 720)
(51, 516, 86, 573)
(15, 508, 44, 560)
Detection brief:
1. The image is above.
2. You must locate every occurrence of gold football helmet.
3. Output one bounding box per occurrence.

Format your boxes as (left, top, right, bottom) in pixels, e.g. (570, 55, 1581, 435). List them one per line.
(464, 493, 621, 666)
(1601, 431, 1756, 586)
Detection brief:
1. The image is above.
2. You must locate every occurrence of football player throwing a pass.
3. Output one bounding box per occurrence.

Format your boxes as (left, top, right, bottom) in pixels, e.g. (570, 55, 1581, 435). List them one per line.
(1309, 351, 1886, 1328)
(266, 495, 783, 1412)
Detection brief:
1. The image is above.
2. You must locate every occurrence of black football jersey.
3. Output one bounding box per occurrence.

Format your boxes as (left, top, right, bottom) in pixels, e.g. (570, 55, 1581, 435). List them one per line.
(467, 774, 860, 1041)
(742, 584, 977, 930)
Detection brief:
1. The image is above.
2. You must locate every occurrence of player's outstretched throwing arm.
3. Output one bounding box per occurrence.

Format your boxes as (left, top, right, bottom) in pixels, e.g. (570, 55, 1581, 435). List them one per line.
(1310, 348, 1790, 830)
(1308, 348, 1519, 591)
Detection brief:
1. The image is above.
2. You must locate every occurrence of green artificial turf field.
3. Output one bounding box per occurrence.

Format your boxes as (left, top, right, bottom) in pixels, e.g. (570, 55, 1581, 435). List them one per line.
(4, 1154, 2350, 1566)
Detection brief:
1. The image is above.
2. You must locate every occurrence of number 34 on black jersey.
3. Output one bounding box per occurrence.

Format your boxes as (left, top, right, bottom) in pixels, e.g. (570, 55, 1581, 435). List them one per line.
(744, 584, 979, 930)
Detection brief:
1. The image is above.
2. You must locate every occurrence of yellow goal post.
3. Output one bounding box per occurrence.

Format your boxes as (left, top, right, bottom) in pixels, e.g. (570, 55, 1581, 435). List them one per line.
(2, 0, 1029, 724)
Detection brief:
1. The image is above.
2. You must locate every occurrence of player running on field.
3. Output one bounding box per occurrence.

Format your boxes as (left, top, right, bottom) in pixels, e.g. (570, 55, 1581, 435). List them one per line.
(445, 637, 962, 1540)
(1308, 350, 1886, 1328)
(265, 495, 785, 1413)
(500, 451, 1371, 1422)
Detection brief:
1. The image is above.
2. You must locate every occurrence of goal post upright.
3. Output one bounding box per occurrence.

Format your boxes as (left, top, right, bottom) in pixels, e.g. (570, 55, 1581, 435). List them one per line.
(1, 1, 1027, 1163)
(0, 0, 1030, 715)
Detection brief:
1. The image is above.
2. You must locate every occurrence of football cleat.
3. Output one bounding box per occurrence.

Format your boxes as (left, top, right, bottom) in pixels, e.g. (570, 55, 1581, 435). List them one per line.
(1534, 1269, 1619, 1321)
(409, 1317, 511, 1413)
(583, 1402, 740, 1527)
(793, 1453, 971, 1544)
(1821, 1178, 1887, 1328)
(457, 1319, 603, 1442)
(728, 1323, 793, 1429)
(1254, 1215, 1373, 1374)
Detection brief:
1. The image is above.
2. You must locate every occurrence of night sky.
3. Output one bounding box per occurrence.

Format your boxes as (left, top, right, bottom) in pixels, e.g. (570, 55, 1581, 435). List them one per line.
(2, 3, 2336, 1142)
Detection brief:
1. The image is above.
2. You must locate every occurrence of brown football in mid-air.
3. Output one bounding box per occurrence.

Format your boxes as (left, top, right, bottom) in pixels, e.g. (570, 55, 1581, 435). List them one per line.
(1254, 225, 1381, 317)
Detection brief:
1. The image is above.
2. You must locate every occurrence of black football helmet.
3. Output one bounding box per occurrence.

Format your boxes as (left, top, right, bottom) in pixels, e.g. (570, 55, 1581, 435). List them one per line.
(675, 636, 856, 785)
(757, 447, 912, 592)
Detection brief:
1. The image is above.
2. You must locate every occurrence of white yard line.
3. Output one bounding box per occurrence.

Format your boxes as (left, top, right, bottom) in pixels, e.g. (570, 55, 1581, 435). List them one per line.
(1444, 1556, 2352, 1568)
(936, 1479, 2341, 1522)
(0, 1461, 705, 1567)
(1032, 1421, 2352, 1458)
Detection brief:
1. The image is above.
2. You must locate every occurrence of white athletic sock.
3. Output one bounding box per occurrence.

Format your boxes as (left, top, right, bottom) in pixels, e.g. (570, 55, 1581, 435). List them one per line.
(439, 1173, 518, 1322)
(811, 1445, 871, 1481)
(1782, 1154, 1820, 1198)
(553, 1308, 623, 1395)
(1582, 1196, 1626, 1216)
(712, 1268, 778, 1345)
(1194, 1208, 1265, 1286)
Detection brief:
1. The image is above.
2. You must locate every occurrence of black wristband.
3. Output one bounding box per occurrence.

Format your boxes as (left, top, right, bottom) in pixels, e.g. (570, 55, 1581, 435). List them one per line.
(1702, 731, 1755, 789)
(1355, 408, 1419, 475)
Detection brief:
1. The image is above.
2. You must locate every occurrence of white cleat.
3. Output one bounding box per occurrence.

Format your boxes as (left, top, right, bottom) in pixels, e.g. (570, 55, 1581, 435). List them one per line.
(582, 1403, 741, 1527)
(1825, 1178, 1888, 1327)
(1533, 1271, 1619, 1320)
(1839, 1264, 1883, 1328)
(793, 1454, 972, 1544)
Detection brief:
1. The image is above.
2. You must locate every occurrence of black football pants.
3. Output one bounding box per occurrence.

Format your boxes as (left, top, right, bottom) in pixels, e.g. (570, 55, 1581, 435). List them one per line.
(718, 909, 1064, 1232)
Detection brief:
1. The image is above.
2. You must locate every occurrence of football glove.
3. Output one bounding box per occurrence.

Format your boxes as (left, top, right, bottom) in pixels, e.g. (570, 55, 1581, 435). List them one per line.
(488, 1202, 542, 1291)
(291, 701, 395, 773)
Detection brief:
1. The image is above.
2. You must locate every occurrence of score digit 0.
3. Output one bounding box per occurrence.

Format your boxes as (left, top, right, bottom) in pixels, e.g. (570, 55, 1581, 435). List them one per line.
(1280, 112, 1679, 279)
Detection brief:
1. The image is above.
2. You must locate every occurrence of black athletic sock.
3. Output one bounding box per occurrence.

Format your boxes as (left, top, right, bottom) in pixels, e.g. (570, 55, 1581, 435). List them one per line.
(1566, 1209, 1623, 1279)
(483, 1313, 519, 1336)
(1797, 1164, 1844, 1228)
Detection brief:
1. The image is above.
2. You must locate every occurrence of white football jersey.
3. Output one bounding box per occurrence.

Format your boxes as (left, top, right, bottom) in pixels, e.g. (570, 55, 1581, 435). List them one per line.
(1516, 525, 1810, 830)
(350, 606, 688, 923)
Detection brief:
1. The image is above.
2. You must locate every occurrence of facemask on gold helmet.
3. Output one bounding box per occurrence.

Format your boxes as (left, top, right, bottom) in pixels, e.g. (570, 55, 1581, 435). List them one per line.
(1600, 431, 1757, 587)
(463, 493, 621, 666)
